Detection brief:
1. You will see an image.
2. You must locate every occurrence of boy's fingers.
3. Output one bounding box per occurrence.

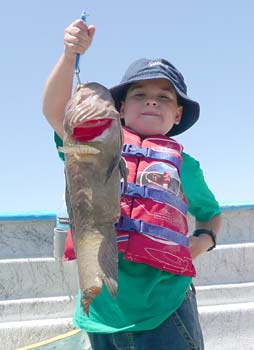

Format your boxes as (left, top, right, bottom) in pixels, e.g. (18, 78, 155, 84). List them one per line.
(65, 24, 95, 42)
(66, 26, 86, 40)
(65, 20, 88, 41)
(65, 35, 90, 51)
(88, 25, 96, 40)
(65, 31, 88, 45)
(63, 20, 95, 58)
(72, 19, 89, 31)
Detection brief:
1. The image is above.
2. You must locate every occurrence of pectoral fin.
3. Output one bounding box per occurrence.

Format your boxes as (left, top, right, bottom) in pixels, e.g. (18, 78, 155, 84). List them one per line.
(58, 145, 100, 155)
(119, 157, 128, 193)
(105, 155, 120, 183)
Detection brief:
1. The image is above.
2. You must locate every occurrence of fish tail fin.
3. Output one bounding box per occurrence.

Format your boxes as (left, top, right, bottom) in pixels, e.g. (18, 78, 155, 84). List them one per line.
(98, 231, 118, 298)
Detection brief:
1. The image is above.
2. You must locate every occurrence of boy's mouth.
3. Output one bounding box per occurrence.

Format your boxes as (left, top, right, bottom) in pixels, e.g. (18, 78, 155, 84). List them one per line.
(141, 111, 160, 117)
(140, 114, 161, 121)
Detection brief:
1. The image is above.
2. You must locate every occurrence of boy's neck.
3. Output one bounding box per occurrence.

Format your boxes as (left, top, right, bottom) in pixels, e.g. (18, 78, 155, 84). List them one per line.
(123, 126, 169, 140)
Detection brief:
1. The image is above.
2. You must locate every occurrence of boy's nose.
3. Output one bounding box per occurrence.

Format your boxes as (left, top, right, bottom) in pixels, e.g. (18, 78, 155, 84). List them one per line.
(145, 99, 158, 106)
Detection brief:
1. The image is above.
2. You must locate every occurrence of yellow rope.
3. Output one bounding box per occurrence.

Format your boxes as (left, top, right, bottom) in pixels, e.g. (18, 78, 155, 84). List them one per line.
(16, 329, 81, 350)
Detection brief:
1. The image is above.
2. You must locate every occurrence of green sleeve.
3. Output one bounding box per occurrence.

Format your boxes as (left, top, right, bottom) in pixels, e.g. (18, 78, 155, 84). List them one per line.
(180, 152, 221, 221)
(54, 132, 65, 161)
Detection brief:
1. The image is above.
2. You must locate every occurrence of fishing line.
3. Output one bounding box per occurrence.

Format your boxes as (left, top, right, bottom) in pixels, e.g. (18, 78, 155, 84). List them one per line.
(75, 10, 89, 85)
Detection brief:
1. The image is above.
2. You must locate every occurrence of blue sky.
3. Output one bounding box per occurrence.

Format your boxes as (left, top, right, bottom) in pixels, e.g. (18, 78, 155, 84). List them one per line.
(1, 0, 253, 212)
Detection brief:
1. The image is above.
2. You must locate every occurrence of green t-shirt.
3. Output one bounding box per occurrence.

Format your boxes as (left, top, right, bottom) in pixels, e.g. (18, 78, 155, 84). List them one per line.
(54, 133, 221, 333)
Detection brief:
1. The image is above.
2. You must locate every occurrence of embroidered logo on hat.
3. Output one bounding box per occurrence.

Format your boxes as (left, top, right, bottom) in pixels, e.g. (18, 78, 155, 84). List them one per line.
(148, 60, 168, 69)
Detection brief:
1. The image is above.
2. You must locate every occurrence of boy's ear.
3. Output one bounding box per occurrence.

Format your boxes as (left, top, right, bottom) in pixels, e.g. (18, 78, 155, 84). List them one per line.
(175, 106, 183, 125)
(119, 101, 125, 118)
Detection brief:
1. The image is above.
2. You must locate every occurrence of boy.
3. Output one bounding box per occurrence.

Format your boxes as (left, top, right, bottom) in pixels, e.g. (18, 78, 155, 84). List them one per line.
(43, 19, 222, 350)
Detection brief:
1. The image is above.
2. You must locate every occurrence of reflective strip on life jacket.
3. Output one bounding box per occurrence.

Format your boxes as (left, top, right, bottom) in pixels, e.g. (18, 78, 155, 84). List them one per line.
(121, 182, 188, 215)
(116, 216, 189, 247)
(122, 144, 182, 172)
(116, 234, 129, 243)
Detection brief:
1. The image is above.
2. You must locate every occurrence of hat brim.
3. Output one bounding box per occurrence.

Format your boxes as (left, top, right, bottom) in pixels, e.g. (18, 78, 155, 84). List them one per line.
(110, 78, 199, 137)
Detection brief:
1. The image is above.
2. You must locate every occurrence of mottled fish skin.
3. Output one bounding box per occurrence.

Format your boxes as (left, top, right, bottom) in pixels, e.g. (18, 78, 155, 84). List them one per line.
(61, 83, 124, 315)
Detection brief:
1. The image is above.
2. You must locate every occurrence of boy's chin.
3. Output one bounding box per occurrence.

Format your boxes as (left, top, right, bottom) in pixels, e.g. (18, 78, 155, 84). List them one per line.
(125, 122, 171, 136)
(132, 127, 165, 137)
(139, 124, 170, 136)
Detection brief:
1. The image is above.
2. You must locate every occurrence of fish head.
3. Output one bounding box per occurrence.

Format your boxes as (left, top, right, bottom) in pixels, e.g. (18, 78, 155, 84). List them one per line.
(63, 82, 120, 141)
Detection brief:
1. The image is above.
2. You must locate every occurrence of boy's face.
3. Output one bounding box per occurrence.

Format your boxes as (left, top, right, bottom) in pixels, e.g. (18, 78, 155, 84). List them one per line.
(120, 79, 183, 136)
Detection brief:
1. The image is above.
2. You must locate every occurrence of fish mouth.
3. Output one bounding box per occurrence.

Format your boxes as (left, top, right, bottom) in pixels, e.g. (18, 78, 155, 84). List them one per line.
(73, 118, 113, 142)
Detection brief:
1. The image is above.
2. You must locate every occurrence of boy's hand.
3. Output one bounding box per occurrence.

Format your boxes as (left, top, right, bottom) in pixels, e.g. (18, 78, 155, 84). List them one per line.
(63, 19, 96, 64)
(189, 234, 214, 260)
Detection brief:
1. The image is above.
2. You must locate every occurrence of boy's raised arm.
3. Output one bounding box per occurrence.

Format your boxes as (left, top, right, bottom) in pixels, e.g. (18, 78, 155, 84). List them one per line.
(42, 19, 96, 139)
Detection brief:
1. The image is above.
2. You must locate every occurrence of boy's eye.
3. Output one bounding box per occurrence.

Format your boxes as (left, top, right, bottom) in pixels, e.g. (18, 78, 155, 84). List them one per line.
(159, 95, 170, 101)
(134, 93, 145, 98)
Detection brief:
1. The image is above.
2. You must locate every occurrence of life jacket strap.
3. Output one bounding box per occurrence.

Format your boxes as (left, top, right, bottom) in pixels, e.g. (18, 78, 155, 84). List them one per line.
(122, 144, 181, 171)
(121, 182, 187, 215)
(116, 216, 189, 247)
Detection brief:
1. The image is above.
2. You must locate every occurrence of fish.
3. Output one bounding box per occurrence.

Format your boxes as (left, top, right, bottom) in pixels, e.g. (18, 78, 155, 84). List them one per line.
(59, 82, 127, 315)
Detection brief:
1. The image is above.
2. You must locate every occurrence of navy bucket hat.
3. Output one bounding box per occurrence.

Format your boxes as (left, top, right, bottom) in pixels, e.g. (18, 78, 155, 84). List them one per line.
(110, 58, 200, 136)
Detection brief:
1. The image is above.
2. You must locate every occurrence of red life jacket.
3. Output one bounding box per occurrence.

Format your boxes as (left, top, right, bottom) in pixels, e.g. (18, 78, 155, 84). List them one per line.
(64, 127, 196, 277)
